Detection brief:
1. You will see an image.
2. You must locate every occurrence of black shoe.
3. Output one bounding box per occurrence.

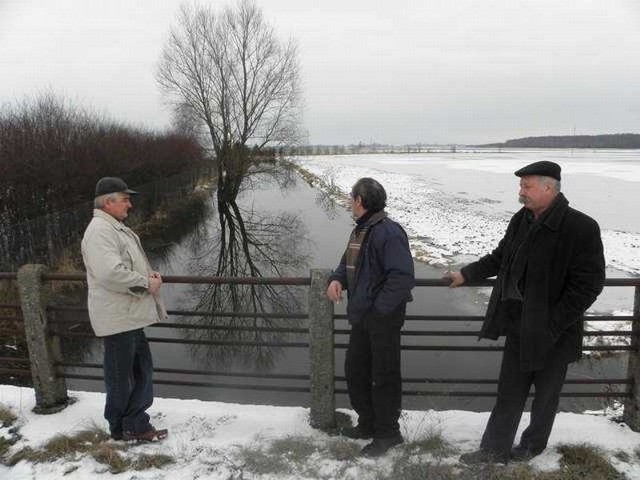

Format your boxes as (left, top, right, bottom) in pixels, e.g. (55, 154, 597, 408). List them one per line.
(361, 433, 404, 457)
(510, 444, 542, 462)
(110, 431, 123, 441)
(460, 449, 509, 465)
(341, 424, 374, 440)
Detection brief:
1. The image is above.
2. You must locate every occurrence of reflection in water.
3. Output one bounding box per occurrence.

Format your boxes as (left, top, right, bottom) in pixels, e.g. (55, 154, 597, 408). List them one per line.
(183, 164, 311, 371)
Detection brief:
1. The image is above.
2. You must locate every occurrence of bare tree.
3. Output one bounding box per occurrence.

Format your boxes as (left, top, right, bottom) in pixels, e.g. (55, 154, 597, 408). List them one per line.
(157, 0, 301, 198)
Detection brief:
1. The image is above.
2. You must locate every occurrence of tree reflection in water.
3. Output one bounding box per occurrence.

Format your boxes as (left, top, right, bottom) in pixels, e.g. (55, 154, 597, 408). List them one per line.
(184, 164, 311, 371)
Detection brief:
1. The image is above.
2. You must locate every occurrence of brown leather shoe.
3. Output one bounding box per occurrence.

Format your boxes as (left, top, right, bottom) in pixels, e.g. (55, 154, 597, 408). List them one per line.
(123, 427, 168, 442)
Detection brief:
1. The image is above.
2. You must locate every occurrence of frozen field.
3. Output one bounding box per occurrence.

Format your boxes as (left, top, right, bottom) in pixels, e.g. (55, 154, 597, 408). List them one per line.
(293, 149, 640, 320)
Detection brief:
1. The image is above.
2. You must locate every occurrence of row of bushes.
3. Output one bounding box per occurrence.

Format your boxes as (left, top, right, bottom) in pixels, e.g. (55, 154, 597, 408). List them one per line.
(0, 93, 209, 223)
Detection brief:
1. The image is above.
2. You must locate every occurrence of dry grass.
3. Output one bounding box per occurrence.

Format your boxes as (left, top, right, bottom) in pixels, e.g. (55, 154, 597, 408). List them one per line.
(5, 424, 174, 473)
(403, 429, 458, 458)
(0, 405, 17, 428)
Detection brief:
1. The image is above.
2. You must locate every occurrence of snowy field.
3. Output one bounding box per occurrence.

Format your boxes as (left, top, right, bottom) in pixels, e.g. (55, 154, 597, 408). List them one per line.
(292, 150, 640, 330)
(2, 385, 640, 479)
(292, 150, 640, 275)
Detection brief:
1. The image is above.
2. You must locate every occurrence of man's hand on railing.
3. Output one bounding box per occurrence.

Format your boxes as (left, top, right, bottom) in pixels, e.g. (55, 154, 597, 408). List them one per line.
(326, 280, 343, 303)
(444, 271, 465, 288)
(149, 272, 163, 296)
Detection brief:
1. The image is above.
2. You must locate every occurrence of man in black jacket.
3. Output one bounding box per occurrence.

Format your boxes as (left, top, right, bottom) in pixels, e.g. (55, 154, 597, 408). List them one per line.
(327, 177, 415, 457)
(446, 161, 605, 464)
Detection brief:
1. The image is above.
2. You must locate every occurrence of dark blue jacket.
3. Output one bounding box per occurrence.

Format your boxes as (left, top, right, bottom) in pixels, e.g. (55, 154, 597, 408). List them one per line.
(330, 215, 415, 325)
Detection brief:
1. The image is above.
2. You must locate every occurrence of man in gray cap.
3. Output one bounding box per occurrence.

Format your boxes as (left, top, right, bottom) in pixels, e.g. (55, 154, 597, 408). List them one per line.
(81, 177, 168, 442)
(446, 161, 605, 463)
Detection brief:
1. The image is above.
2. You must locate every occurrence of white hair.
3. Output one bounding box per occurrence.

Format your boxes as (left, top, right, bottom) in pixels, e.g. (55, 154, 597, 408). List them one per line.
(94, 192, 121, 209)
(537, 176, 561, 193)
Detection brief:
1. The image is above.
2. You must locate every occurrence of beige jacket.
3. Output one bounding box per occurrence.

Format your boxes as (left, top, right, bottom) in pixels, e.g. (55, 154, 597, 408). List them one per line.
(81, 209, 167, 337)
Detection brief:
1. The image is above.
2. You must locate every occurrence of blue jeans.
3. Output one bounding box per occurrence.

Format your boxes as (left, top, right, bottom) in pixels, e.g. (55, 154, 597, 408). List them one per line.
(103, 329, 154, 437)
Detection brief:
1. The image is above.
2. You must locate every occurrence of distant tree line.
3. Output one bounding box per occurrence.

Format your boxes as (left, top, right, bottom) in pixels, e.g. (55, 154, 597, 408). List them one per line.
(0, 93, 208, 225)
(481, 133, 640, 149)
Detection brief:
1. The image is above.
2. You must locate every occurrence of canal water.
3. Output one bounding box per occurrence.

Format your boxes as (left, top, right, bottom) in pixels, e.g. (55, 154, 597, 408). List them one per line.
(64, 167, 627, 412)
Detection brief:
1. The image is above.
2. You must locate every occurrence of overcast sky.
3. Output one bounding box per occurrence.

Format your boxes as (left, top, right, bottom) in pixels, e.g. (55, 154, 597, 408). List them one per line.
(1, 0, 639, 144)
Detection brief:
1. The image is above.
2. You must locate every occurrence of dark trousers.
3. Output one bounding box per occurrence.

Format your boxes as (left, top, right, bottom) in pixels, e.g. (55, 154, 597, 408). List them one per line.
(103, 328, 154, 437)
(480, 331, 569, 456)
(345, 316, 402, 438)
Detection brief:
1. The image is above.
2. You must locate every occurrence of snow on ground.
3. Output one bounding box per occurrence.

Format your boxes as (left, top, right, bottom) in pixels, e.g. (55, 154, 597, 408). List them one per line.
(292, 152, 640, 276)
(2, 385, 640, 479)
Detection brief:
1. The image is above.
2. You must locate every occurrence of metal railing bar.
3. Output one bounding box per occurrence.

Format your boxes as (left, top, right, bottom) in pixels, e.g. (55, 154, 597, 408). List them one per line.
(0, 368, 31, 376)
(334, 376, 632, 385)
(58, 363, 309, 380)
(48, 319, 309, 333)
(40, 273, 312, 286)
(1, 272, 638, 287)
(333, 314, 634, 322)
(334, 344, 633, 352)
(334, 329, 634, 337)
(0, 304, 20, 309)
(56, 331, 309, 348)
(46, 306, 309, 320)
(335, 388, 630, 398)
(0, 357, 30, 364)
(60, 373, 310, 392)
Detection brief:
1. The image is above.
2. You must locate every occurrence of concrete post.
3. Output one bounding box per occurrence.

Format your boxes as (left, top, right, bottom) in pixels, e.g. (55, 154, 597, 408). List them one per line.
(624, 285, 640, 431)
(17, 264, 69, 413)
(308, 269, 336, 430)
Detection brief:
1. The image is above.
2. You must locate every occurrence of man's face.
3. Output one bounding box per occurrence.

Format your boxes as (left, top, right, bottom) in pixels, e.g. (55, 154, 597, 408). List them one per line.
(518, 176, 552, 213)
(350, 193, 366, 220)
(104, 193, 132, 221)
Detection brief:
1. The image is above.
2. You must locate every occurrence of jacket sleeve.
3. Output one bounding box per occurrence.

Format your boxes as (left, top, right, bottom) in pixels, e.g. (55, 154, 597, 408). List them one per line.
(82, 227, 149, 296)
(328, 251, 347, 289)
(549, 219, 606, 338)
(372, 228, 415, 315)
(461, 214, 518, 281)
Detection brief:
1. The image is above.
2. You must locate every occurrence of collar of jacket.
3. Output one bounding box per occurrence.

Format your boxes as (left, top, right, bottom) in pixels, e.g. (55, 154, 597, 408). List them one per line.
(93, 209, 132, 233)
(521, 192, 569, 232)
(355, 210, 387, 229)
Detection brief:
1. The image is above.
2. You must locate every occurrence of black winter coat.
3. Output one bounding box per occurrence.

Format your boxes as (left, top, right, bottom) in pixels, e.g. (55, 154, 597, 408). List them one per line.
(330, 216, 415, 325)
(461, 193, 605, 371)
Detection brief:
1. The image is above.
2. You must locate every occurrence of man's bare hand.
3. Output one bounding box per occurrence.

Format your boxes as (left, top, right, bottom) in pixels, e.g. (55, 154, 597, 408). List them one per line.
(149, 273, 163, 296)
(444, 271, 465, 288)
(326, 280, 343, 303)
